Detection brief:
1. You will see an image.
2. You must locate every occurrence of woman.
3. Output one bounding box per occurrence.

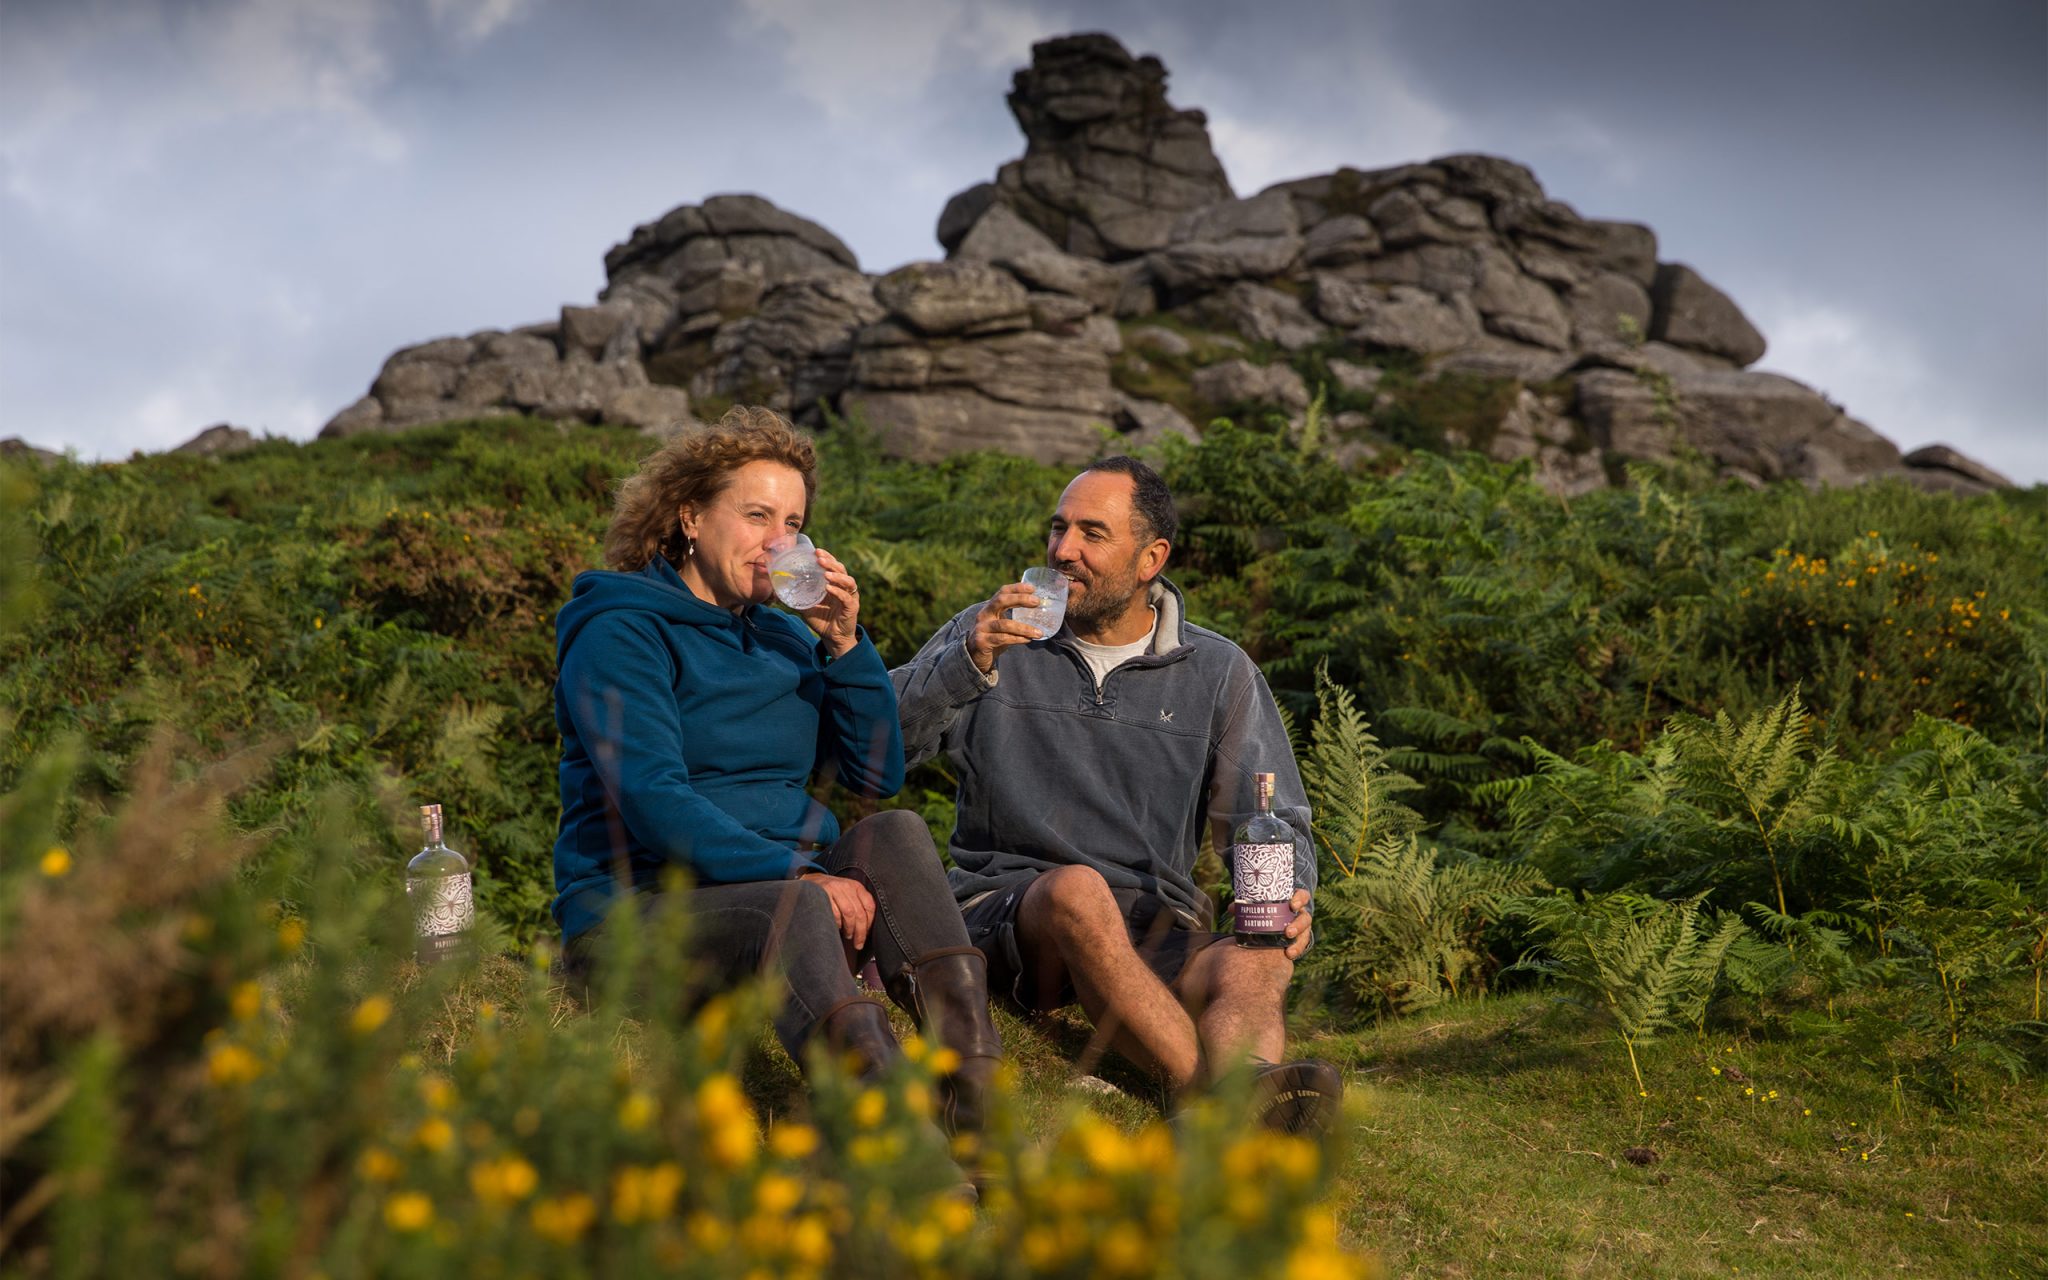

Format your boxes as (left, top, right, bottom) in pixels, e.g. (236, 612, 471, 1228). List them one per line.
(550, 406, 999, 1138)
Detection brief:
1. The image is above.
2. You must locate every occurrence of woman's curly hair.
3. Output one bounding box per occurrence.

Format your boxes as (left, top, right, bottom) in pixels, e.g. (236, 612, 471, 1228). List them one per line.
(602, 406, 818, 572)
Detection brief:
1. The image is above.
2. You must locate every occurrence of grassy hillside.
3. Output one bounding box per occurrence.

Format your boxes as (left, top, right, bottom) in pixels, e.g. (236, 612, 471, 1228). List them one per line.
(3, 419, 2044, 1276)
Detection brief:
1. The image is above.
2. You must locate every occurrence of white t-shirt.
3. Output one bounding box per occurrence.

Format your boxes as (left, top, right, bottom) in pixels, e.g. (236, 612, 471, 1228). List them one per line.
(1070, 619, 1153, 692)
(967, 608, 1157, 692)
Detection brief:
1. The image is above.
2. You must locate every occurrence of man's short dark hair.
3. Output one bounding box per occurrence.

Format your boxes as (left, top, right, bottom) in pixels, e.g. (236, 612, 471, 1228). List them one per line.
(1084, 455, 1177, 546)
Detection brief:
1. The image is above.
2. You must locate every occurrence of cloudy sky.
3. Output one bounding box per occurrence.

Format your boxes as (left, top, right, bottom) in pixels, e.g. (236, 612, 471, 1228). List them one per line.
(3, 0, 2044, 482)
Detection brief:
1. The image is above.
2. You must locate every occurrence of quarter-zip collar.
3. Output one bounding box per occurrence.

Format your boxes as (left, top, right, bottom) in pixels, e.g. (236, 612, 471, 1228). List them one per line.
(1047, 578, 1195, 705)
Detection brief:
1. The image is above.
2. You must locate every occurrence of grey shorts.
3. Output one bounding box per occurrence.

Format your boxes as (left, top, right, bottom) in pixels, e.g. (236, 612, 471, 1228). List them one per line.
(961, 877, 1233, 1012)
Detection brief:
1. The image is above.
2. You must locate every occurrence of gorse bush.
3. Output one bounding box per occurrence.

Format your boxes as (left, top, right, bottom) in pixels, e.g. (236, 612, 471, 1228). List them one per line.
(0, 729, 1371, 1279)
(1201, 445, 2048, 797)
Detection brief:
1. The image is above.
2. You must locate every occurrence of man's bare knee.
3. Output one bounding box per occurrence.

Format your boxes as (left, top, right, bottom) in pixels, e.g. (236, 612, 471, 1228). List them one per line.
(1186, 941, 1293, 1005)
(1021, 865, 1123, 948)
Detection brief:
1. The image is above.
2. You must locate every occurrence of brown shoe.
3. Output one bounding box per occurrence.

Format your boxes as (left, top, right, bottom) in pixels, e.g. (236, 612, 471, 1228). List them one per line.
(886, 945, 1004, 1137)
(814, 995, 901, 1083)
(814, 994, 978, 1202)
(1249, 1059, 1343, 1136)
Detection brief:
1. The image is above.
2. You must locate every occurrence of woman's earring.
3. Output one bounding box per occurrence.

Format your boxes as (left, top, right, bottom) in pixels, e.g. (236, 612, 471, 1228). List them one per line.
(686, 538, 696, 558)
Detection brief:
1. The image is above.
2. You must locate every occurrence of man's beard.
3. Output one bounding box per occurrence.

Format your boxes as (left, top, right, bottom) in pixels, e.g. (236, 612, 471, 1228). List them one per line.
(1063, 554, 1148, 631)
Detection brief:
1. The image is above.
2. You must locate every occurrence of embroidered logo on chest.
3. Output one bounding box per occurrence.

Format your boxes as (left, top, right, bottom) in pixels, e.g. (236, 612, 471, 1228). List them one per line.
(1158, 709, 1174, 722)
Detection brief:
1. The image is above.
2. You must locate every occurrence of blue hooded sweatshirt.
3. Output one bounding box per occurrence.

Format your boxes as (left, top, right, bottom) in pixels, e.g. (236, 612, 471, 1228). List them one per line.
(550, 554, 905, 942)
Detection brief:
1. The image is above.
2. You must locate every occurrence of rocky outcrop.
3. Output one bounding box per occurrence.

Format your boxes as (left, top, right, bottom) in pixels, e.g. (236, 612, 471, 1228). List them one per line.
(0, 438, 62, 466)
(1148, 191, 1303, 297)
(843, 260, 1121, 462)
(604, 193, 858, 295)
(319, 31, 2014, 495)
(941, 33, 1233, 260)
(1883, 445, 2017, 497)
(323, 325, 693, 438)
(1649, 264, 1767, 366)
(1192, 359, 1310, 413)
(174, 424, 258, 456)
(1574, 362, 1899, 487)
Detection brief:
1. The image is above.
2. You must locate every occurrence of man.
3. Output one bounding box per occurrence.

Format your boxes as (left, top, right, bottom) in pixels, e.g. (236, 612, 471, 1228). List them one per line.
(891, 456, 1340, 1132)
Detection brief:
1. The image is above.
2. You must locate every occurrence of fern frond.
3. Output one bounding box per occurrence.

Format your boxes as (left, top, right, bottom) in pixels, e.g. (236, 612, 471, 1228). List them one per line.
(1299, 664, 1424, 877)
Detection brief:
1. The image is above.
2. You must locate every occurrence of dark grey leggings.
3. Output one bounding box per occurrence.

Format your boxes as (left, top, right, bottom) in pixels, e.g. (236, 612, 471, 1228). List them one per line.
(568, 810, 967, 1057)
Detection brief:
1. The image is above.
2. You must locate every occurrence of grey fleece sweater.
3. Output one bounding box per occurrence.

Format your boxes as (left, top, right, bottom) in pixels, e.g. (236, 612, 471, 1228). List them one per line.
(891, 577, 1316, 928)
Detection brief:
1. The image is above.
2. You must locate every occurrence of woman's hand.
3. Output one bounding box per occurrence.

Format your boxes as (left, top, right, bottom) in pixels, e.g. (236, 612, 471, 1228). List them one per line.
(800, 547, 861, 660)
(799, 872, 874, 949)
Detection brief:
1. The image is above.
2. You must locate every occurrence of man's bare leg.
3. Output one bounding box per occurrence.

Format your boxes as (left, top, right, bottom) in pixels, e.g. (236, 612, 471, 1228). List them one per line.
(1176, 941, 1292, 1079)
(1015, 866, 1202, 1091)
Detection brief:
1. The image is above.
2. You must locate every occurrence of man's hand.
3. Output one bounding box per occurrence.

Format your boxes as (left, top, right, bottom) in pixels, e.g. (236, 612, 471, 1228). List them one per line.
(1283, 889, 1314, 961)
(966, 581, 1053, 675)
(799, 872, 874, 949)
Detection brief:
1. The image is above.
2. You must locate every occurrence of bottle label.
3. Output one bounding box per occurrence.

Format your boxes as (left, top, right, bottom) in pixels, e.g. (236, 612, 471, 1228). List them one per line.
(408, 873, 475, 938)
(1232, 841, 1296, 932)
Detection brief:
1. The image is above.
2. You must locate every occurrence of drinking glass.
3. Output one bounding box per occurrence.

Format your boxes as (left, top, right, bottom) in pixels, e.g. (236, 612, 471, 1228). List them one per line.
(768, 534, 826, 609)
(1009, 566, 1069, 636)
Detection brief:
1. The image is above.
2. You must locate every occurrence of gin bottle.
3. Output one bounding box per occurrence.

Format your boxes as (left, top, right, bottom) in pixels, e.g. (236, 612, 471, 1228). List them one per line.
(405, 804, 474, 964)
(1231, 772, 1296, 948)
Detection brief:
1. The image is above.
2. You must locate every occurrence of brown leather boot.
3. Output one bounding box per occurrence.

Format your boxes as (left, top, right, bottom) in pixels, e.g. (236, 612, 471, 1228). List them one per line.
(885, 945, 1004, 1136)
(814, 995, 901, 1083)
(816, 992, 980, 1203)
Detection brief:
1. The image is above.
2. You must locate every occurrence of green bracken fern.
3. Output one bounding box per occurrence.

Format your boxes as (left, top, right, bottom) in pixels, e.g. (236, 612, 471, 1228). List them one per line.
(1509, 892, 1746, 1094)
(1298, 665, 1543, 1016)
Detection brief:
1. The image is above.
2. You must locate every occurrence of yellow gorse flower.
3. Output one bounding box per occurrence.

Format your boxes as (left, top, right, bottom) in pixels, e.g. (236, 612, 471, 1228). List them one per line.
(696, 1073, 758, 1169)
(694, 996, 732, 1050)
(358, 1146, 401, 1182)
(382, 1191, 433, 1232)
(229, 981, 263, 1022)
(851, 1088, 886, 1129)
(753, 1172, 804, 1216)
(611, 1162, 683, 1223)
(696, 1073, 749, 1124)
(349, 995, 392, 1036)
(1075, 1114, 1135, 1175)
(1221, 1130, 1320, 1186)
(617, 1089, 657, 1132)
(847, 1133, 901, 1166)
(39, 847, 72, 877)
(686, 1211, 730, 1250)
(1095, 1221, 1151, 1277)
(206, 1042, 264, 1087)
(530, 1193, 597, 1245)
(934, 1196, 975, 1236)
(895, 1219, 945, 1264)
(787, 1214, 833, 1267)
(413, 1117, 455, 1153)
(469, 1155, 538, 1206)
(768, 1122, 820, 1159)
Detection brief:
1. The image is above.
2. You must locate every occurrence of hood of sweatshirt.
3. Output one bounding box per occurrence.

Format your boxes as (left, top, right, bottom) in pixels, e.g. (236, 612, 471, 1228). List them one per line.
(556, 554, 763, 660)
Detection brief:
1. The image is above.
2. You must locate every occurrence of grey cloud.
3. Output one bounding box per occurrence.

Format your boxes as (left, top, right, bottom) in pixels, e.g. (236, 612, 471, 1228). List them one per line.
(2, 0, 2041, 481)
